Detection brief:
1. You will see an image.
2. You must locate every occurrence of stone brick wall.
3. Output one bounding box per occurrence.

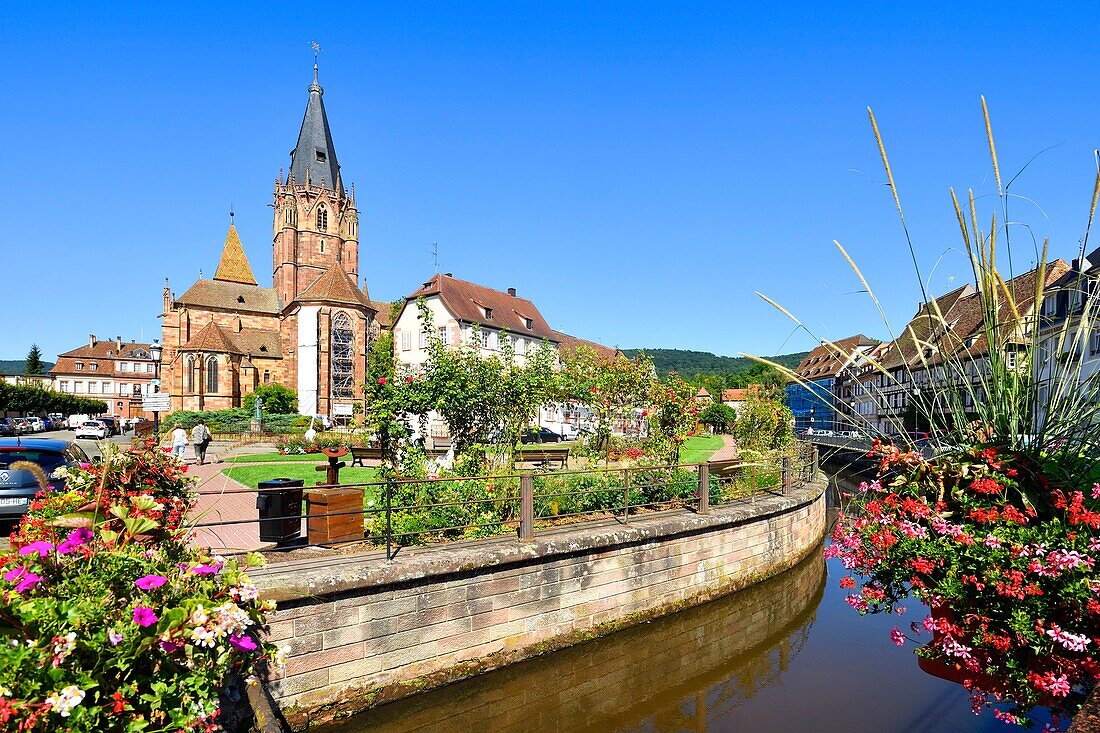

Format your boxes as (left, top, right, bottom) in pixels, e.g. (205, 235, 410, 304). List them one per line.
(253, 482, 826, 730)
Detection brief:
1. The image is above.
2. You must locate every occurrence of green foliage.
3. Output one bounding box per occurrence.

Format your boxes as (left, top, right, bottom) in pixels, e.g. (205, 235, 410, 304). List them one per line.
(0, 360, 54, 376)
(622, 348, 808, 379)
(699, 402, 736, 433)
(23, 345, 45, 376)
(732, 384, 793, 451)
(161, 409, 307, 434)
(646, 374, 699, 463)
(0, 382, 106, 416)
(0, 443, 280, 731)
(242, 383, 298, 414)
(557, 346, 657, 453)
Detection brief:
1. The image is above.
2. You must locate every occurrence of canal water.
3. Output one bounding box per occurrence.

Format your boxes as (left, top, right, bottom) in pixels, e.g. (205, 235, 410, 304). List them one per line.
(322, 470, 1052, 733)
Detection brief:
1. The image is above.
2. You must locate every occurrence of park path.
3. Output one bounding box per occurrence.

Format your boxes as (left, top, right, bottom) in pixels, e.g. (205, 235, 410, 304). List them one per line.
(708, 435, 739, 462)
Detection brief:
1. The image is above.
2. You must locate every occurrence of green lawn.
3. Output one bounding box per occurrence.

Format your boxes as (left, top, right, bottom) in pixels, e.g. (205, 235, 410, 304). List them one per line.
(679, 434, 724, 464)
(221, 463, 381, 493)
(222, 452, 329, 463)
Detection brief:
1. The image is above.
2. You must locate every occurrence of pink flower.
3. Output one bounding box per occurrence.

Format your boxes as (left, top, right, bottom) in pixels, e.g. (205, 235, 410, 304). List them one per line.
(180, 561, 222, 577)
(229, 633, 258, 652)
(57, 527, 93, 555)
(108, 629, 124, 646)
(134, 575, 168, 591)
(377, 377, 388, 385)
(158, 639, 183, 653)
(1092, 483, 1100, 500)
(890, 626, 905, 646)
(18, 541, 54, 557)
(4, 566, 44, 593)
(132, 606, 158, 627)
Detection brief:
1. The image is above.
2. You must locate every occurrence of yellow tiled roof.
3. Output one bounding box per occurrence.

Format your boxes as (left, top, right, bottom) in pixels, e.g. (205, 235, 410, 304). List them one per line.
(213, 225, 258, 286)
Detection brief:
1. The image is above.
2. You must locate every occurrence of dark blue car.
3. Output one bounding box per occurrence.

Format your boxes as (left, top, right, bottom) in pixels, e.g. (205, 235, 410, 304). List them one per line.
(0, 439, 91, 519)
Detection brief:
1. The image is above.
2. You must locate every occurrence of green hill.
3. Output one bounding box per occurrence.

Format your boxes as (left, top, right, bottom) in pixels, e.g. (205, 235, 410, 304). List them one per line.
(0, 359, 54, 376)
(622, 348, 807, 378)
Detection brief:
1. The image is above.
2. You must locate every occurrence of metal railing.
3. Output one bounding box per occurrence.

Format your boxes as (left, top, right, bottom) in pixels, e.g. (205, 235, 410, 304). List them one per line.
(191, 447, 819, 557)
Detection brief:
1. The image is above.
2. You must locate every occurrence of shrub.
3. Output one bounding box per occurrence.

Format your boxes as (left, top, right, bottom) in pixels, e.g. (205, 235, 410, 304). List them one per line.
(0, 442, 282, 731)
(242, 384, 298, 415)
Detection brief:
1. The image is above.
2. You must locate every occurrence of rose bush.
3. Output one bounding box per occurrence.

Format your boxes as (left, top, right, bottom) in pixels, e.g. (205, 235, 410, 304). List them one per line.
(0, 442, 282, 732)
(830, 439, 1100, 727)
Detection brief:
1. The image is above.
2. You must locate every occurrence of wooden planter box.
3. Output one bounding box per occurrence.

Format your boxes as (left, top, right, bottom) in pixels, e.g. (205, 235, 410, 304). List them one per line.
(306, 488, 364, 546)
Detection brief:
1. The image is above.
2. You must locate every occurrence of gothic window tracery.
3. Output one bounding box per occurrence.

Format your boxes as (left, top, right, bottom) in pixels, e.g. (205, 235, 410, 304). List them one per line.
(186, 356, 198, 393)
(317, 205, 328, 232)
(331, 313, 354, 400)
(205, 357, 219, 394)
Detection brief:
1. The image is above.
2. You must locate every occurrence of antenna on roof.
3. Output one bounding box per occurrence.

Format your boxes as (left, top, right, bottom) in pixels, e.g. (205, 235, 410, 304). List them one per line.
(430, 242, 439, 273)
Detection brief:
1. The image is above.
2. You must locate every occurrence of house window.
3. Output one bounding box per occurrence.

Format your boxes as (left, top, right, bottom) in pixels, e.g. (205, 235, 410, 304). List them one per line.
(320, 239, 326, 254)
(120, 362, 130, 372)
(59, 381, 69, 392)
(101, 382, 111, 394)
(75, 362, 83, 371)
(317, 205, 328, 232)
(133, 384, 142, 397)
(438, 327, 447, 345)
(89, 382, 100, 394)
(419, 329, 429, 349)
(186, 356, 197, 393)
(205, 357, 219, 393)
(119, 383, 130, 396)
(525, 318, 533, 330)
(484, 307, 493, 320)
(481, 329, 490, 349)
(401, 331, 411, 351)
(90, 363, 98, 371)
(515, 337, 525, 354)
(263, 370, 271, 384)
(1005, 351, 1017, 371)
(1090, 331, 1100, 357)
(331, 312, 354, 400)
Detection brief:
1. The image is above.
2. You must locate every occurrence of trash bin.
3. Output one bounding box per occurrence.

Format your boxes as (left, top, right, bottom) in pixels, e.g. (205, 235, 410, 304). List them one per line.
(256, 478, 305, 545)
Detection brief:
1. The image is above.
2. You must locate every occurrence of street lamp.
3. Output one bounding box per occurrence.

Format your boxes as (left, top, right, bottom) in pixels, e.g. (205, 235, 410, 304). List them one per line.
(809, 404, 816, 433)
(150, 340, 162, 438)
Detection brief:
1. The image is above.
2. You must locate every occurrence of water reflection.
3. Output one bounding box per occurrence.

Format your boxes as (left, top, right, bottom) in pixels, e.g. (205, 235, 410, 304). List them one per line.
(323, 508, 1023, 733)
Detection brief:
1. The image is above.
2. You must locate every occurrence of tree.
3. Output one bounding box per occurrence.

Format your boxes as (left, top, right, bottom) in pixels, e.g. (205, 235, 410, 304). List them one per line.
(24, 344, 44, 376)
(646, 373, 699, 463)
(699, 402, 736, 434)
(243, 384, 298, 415)
(732, 384, 794, 452)
(557, 346, 656, 453)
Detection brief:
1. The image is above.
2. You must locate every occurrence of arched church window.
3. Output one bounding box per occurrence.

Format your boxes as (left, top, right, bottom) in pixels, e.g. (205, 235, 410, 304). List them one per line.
(186, 356, 198, 393)
(331, 313, 354, 400)
(205, 357, 219, 394)
(317, 205, 328, 232)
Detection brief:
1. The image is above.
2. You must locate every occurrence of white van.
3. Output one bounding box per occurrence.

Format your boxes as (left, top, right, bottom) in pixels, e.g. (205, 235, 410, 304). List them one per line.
(67, 414, 91, 430)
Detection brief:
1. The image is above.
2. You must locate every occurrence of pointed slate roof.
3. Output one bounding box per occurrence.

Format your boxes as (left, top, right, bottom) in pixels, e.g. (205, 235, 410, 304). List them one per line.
(288, 65, 342, 192)
(297, 266, 375, 310)
(179, 321, 244, 354)
(213, 224, 257, 285)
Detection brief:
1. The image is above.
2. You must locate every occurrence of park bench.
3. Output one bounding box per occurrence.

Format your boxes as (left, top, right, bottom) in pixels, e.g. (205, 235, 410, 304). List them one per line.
(349, 446, 384, 467)
(514, 447, 570, 470)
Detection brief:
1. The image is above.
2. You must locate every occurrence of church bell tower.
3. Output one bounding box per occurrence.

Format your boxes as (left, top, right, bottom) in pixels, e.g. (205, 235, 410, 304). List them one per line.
(272, 64, 360, 307)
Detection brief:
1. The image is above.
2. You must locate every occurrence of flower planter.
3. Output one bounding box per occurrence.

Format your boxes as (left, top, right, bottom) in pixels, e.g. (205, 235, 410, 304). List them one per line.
(306, 488, 364, 546)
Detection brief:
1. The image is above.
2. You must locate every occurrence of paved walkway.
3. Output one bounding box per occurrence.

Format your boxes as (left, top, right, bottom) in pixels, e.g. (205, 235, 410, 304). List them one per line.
(709, 435, 739, 462)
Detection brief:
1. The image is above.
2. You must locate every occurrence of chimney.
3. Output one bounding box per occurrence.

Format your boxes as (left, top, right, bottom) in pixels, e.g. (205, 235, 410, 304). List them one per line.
(116, 336, 122, 350)
(507, 287, 517, 297)
(89, 334, 97, 348)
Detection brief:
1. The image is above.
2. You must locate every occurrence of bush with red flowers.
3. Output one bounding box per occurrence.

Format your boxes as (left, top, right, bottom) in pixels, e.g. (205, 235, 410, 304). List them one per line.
(830, 440, 1100, 726)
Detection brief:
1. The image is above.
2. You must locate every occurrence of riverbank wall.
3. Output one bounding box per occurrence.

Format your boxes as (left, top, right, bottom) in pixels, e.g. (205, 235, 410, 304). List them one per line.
(251, 480, 828, 730)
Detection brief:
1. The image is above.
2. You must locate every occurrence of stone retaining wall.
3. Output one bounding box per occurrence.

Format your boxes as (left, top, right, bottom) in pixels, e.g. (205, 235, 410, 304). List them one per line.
(252, 481, 827, 730)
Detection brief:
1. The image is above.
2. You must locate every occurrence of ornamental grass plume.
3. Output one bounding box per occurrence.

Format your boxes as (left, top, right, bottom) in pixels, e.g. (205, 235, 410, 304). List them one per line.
(753, 100, 1100, 727)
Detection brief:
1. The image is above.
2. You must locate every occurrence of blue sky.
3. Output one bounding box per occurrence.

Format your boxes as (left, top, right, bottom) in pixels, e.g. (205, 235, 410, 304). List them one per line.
(3, 2, 1098, 363)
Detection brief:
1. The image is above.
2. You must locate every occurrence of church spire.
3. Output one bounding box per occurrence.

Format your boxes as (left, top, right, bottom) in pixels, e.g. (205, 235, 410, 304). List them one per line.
(213, 222, 258, 285)
(288, 63, 342, 193)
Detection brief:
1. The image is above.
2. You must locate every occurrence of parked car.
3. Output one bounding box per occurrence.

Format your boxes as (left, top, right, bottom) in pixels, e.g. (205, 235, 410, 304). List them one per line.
(26, 417, 45, 433)
(559, 424, 580, 441)
(0, 419, 14, 437)
(12, 418, 30, 435)
(67, 414, 91, 430)
(75, 421, 109, 440)
(0, 438, 92, 519)
(95, 417, 120, 436)
(520, 427, 563, 444)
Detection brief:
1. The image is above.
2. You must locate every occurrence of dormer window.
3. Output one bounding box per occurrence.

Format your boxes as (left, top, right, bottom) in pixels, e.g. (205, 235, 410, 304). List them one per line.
(316, 150, 327, 163)
(76, 362, 84, 371)
(260, 345, 268, 353)
(525, 318, 533, 330)
(484, 307, 493, 320)
(90, 363, 98, 372)
(237, 295, 245, 304)
(317, 205, 328, 232)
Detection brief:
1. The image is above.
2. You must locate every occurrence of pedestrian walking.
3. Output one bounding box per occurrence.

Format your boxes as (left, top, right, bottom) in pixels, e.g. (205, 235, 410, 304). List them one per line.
(191, 420, 212, 465)
(171, 426, 188, 459)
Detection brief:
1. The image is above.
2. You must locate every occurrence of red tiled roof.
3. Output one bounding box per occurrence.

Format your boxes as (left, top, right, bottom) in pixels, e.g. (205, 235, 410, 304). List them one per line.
(793, 334, 878, 380)
(406, 274, 559, 342)
(721, 388, 747, 402)
(180, 322, 244, 354)
(51, 339, 155, 378)
(552, 330, 620, 359)
(297, 266, 376, 310)
(176, 279, 281, 314)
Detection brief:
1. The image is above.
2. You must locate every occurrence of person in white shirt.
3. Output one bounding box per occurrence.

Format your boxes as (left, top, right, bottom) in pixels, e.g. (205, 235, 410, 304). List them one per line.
(171, 427, 188, 459)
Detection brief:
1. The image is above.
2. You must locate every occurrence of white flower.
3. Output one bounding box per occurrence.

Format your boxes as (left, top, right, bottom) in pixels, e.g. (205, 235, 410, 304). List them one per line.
(190, 604, 209, 627)
(0, 687, 10, 697)
(273, 644, 291, 668)
(45, 685, 85, 717)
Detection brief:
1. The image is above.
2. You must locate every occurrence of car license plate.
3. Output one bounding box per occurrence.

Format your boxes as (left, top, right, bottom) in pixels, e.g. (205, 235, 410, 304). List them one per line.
(0, 497, 27, 507)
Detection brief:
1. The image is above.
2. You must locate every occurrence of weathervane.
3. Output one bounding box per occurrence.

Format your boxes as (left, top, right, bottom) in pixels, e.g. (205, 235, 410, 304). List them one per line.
(310, 40, 322, 64)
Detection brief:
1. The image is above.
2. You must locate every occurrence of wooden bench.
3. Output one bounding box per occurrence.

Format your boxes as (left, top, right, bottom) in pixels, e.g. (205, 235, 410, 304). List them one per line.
(349, 446, 384, 467)
(514, 447, 570, 470)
